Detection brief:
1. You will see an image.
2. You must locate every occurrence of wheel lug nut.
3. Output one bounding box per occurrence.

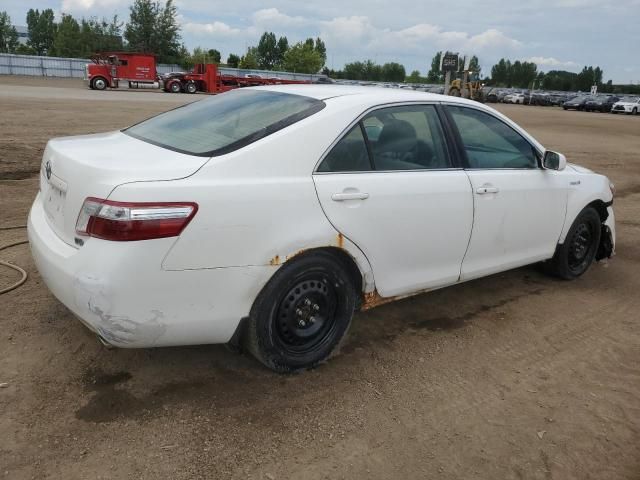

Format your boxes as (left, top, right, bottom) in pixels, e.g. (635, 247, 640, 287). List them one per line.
(309, 316, 316, 324)
(296, 308, 303, 317)
(298, 319, 306, 327)
(304, 298, 312, 306)
(312, 304, 320, 311)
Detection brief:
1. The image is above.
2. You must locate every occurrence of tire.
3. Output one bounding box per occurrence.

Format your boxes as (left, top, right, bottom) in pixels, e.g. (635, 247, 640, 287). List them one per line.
(546, 207, 602, 280)
(91, 77, 107, 90)
(169, 81, 181, 93)
(633, 108, 638, 115)
(449, 88, 461, 97)
(185, 82, 197, 94)
(244, 251, 357, 373)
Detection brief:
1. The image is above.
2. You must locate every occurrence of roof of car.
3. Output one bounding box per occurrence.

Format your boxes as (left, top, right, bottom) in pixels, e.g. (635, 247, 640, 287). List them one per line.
(250, 84, 477, 107)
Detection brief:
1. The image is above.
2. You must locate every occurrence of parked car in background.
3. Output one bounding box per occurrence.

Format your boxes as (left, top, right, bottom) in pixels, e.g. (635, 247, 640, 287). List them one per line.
(504, 93, 526, 104)
(585, 95, 619, 112)
(28, 86, 616, 372)
(563, 95, 590, 111)
(611, 96, 640, 115)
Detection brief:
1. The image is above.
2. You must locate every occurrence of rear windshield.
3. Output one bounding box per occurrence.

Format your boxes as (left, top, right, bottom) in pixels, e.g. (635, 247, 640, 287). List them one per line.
(124, 89, 325, 156)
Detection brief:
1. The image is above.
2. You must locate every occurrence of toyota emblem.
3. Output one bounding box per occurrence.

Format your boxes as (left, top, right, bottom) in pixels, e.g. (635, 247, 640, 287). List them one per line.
(44, 160, 52, 180)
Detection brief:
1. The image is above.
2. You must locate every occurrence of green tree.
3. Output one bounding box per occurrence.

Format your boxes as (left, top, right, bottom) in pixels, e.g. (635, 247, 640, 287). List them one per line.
(468, 55, 480, 76)
(26, 8, 56, 55)
(381, 62, 406, 82)
(80, 16, 124, 55)
(155, 0, 181, 63)
(51, 13, 81, 57)
(407, 70, 422, 83)
(124, 0, 158, 53)
(226, 53, 240, 68)
(0, 11, 19, 53)
(275, 36, 288, 68)
(427, 51, 443, 83)
(257, 31, 278, 69)
(239, 46, 259, 69)
(314, 37, 326, 67)
(124, 0, 182, 63)
(15, 44, 36, 55)
(282, 41, 324, 73)
(207, 48, 221, 63)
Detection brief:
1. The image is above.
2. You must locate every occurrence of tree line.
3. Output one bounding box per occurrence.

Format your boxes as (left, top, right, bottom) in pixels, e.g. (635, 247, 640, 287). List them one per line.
(0, 1, 328, 73)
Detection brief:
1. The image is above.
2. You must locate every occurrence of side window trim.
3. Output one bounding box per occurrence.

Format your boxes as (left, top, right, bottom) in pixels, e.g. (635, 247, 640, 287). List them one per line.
(442, 103, 542, 170)
(358, 121, 376, 170)
(314, 102, 459, 174)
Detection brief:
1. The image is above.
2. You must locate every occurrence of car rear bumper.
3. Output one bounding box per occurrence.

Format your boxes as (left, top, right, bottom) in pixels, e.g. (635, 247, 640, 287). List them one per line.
(28, 192, 274, 348)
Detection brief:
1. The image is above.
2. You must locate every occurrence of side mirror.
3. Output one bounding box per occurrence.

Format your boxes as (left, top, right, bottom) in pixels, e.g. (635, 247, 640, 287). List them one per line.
(542, 150, 567, 171)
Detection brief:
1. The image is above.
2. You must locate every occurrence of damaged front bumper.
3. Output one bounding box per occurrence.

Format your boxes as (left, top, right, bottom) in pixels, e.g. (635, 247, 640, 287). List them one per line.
(597, 205, 616, 261)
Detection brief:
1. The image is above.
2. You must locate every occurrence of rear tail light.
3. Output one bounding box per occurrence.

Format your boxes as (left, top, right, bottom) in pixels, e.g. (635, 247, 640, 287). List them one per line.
(76, 197, 198, 241)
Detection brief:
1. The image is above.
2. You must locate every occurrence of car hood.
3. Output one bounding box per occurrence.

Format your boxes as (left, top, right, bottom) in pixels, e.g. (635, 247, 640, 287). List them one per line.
(614, 102, 636, 107)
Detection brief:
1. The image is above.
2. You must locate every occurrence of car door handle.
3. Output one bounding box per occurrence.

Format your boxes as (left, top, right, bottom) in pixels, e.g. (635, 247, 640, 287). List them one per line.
(476, 186, 499, 194)
(331, 192, 370, 201)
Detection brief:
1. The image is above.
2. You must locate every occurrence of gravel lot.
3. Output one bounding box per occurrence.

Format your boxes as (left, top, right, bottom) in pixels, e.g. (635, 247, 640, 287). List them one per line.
(1, 76, 639, 480)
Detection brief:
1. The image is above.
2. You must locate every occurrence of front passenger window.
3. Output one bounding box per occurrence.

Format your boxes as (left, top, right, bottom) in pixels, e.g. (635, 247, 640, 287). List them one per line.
(448, 106, 538, 169)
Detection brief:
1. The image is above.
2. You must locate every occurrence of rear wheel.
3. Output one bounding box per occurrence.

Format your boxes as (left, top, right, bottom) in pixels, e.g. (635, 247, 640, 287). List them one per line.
(244, 252, 357, 373)
(169, 81, 181, 93)
(449, 88, 461, 97)
(91, 77, 107, 90)
(185, 82, 197, 94)
(546, 207, 601, 280)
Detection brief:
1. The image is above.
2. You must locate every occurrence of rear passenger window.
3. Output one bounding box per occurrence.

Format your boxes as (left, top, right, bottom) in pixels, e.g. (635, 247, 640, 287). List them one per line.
(363, 105, 450, 170)
(317, 125, 372, 172)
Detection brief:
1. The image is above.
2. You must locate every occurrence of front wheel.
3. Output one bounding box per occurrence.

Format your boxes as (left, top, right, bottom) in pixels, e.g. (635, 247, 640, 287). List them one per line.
(633, 108, 638, 115)
(91, 77, 107, 90)
(244, 252, 357, 373)
(546, 207, 602, 280)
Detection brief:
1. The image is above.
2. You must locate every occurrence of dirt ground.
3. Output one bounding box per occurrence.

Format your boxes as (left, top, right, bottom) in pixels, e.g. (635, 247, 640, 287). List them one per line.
(1, 77, 639, 480)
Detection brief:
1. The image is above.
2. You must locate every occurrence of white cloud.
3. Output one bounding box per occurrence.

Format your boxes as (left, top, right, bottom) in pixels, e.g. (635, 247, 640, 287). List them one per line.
(60, 0, 128, 10)
(526, 56, 578, 68)
(252, 8, 309, 28)
(319, 17, 522, 59)
(182, 20, 242, 36)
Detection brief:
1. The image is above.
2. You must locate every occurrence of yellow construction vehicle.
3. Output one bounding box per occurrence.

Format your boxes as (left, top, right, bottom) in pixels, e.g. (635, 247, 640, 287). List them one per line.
(448, 70, 484, 102)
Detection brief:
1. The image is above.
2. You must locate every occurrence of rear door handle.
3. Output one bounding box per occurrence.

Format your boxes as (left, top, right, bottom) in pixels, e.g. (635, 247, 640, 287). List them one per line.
(331, 192, 370, 201)
(476, 186, 499, 194)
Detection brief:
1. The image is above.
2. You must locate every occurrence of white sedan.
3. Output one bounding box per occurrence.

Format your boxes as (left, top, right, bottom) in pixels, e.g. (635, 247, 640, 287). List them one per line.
(28, 86, 615, 372)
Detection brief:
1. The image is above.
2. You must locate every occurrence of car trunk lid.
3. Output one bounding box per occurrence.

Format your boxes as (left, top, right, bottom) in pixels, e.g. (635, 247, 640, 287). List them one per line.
(39, 131, 208, 247)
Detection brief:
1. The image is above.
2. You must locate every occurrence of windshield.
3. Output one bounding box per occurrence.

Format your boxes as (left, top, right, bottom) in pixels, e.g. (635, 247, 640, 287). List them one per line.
(125, 89, 325, 156)
(620, 96, 638, 102)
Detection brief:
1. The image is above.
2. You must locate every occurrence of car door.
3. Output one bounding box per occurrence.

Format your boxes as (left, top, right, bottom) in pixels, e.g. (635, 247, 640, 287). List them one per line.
(313, 104, 473, 298)
(444, 104, 568, 281)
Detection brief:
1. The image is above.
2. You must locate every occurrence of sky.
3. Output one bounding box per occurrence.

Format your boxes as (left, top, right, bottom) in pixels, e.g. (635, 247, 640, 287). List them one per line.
(3, 0, 640, 83)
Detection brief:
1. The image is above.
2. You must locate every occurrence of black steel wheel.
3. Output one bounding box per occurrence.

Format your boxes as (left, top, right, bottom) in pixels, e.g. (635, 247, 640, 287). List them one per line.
(244, 251, 357, 372)
(545, 207, 602, 280)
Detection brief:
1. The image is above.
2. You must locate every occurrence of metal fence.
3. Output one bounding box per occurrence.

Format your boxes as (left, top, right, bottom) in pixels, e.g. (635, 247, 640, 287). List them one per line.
(0, 53, 326, 81)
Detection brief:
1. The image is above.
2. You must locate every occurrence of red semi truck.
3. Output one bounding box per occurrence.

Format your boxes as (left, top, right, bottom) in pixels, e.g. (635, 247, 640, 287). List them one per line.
(85, 52, 315, 94)
(86, 52, 159, 90)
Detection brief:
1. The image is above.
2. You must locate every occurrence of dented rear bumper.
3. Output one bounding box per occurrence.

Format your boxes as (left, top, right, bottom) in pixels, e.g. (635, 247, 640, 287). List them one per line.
(27, 193, 274, 348)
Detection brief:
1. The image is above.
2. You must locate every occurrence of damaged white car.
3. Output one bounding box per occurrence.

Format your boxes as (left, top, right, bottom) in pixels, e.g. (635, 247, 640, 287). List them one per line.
(28, 85, 615, 372)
